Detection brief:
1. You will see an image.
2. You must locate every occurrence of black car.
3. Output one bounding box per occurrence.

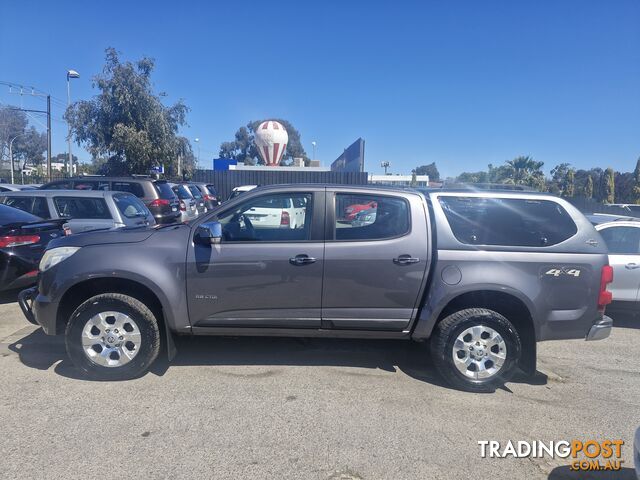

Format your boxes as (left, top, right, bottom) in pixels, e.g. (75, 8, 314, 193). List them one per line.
(188, 182, 220, 210)
(40, 176, 181, 225)
(0, 204, 67, 291)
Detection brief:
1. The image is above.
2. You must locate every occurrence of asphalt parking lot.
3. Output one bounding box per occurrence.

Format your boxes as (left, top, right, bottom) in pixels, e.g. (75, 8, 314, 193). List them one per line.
(0, 290, 638, 480)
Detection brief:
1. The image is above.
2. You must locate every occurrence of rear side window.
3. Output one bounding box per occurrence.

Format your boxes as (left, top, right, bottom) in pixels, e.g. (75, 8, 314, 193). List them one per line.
(113, 194, 149, 219)
(112, 182, 145, 198)
(438, 196, 578, 247)
(205, 185, 217, 194)
(53, 197, 112, 219)
(73, 180, 110, 191)
(598, 226, 640, 254)
(187, 185, 203, 199)
(173, 185, 192, 200)
(154, 181, 176, 200)
(334, 193, 410, 241)
(42, 180, 72, 190)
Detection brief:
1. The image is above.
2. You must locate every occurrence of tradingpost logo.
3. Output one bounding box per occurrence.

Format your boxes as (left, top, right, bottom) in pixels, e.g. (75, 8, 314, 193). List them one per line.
(479, 439, 625, 472)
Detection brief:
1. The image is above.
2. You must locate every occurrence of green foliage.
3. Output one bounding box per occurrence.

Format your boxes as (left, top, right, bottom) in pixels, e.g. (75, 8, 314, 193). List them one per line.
(0, 107, 47, 169)
(414, 162, 440, 180)
(603, 167, 615, 204)
(633, 157, 640, 203)
(65, 48, 189, 176)
(504, 156, 545, 189)
(585, 175, 593, 199)
(219, 119, 308, 166)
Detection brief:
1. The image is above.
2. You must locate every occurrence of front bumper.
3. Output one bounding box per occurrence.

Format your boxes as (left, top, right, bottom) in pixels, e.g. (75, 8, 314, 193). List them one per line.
(585, 315, 613, 341)
(18, 286, 59, 335)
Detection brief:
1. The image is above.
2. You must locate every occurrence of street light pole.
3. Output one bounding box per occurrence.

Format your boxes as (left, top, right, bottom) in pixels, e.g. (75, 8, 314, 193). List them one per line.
(66, 69, 80, 177)
(311, 141, 317, 160)
(194, 138, 200, 169)
(8, 133, 27, 185)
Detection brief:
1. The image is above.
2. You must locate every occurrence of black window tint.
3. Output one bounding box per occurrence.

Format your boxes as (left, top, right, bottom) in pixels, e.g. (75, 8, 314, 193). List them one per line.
(439, 196, 578, 247)
(114, 194, 149, 219)
(1, 196, 36, 215)
(112, 182, 145, 198)
(173, 185, 192, 200)
(53, 197, 112, 219)
(32, 197, 50, 218)
(43, 181, 71, 189)
(187, 185, 203, 199)
(0, 204, 41, 224)
(217, 193, 312, 242)
(205, 185, 217, 194)
(334, 194, 409, 241)
(599, 226, 640, 254)
(154, 182, 176, 200)
(73, 180, 109, 191)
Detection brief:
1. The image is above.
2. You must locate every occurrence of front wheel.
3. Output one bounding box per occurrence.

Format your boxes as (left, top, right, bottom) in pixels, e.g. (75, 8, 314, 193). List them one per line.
(65, 293, 161, 380)
(430, 308, 521, 393)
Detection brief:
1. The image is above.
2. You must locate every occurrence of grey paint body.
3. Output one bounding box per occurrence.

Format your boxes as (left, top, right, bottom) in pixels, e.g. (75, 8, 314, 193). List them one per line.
(29, 185, 609, 357)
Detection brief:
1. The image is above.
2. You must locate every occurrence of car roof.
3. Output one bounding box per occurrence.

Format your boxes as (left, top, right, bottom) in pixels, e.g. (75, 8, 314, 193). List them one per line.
(48, 176, 162, 183)
(0, 189, 135, 198)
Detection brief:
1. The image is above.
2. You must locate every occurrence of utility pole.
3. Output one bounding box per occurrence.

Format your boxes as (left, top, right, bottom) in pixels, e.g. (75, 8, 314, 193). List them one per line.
(380, 161, 391, 175)
(47, 95, 52, 182)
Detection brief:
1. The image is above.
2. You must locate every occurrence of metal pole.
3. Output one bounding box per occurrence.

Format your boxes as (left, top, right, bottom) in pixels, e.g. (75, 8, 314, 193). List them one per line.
(9, 139, 14, 185)
(67, 75, 72, 177)
(47, 95, 52, 182)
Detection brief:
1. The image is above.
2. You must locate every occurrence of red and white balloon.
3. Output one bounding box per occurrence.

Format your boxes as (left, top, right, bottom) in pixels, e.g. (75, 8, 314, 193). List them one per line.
(255, 121, 288, 166)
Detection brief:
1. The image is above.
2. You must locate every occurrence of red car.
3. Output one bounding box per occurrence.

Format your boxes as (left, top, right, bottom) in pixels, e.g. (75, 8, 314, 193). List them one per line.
(343, 200, 377, 221)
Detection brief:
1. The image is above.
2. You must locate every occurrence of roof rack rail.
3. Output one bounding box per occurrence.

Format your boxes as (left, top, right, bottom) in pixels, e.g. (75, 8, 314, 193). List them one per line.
(441, 182, 538, 192)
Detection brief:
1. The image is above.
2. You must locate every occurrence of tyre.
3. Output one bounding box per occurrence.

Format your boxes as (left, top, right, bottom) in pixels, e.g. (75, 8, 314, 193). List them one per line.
(65, 293, 161, 380)
(430, 308, 521, 393)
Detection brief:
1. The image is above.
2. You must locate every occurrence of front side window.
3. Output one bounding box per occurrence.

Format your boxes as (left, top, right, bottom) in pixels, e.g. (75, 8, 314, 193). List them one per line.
(438, 196, 578, 247)
(334, 193, 409, 241)
(598, 226, 640, 254)
(217, 193, 313, 242)
(53, 197, 112, 219)
(113, 194, 149, 219)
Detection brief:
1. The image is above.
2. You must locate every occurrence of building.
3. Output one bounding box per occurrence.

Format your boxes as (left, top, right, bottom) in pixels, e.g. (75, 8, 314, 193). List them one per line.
(368, 174, 429, 187)
(331, 138, 365, 172)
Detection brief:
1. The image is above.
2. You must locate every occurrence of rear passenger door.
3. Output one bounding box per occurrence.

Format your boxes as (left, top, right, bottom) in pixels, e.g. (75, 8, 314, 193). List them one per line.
(321, 190, 430, 331)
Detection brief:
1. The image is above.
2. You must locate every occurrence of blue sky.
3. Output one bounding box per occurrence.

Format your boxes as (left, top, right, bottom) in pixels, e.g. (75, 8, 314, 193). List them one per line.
(1, 0, 638, 177)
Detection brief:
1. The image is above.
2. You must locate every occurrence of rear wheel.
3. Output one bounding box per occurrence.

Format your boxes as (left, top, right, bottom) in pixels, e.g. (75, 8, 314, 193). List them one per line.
(430, 308, 521, 393)
(65, 293, 160, 380)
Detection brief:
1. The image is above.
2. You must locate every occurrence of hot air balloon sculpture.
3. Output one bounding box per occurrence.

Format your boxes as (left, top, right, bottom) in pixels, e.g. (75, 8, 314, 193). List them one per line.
(254, 121, 288, 166)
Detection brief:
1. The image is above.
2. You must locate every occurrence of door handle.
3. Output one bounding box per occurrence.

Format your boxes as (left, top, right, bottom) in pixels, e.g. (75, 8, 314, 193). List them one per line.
(289, 254, 317, 266)
(393, 255, 420, 265)
(625, 263, 640, 270)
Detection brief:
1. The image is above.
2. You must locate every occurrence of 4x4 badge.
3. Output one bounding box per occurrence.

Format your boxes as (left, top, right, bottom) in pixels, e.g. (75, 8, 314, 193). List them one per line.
(586, 239, 598, 247)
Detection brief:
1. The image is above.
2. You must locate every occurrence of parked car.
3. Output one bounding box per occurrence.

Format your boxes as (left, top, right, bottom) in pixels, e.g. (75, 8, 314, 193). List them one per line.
(595, 220, 640, 310)
(0, 204, 67, 291)
(342, 199, 377, 221)
(168, 183, 198, 222)
(182, 183, 207, 214)
(242, 195, 307, 229)
(0, 190, 155, 233)
(634, 426, 640, 480)
(189, 182, 220, 210)
(19, 185, 613, 391)
(0, 184, 38, 192)
(586, 213, 637, 225)
(40, 176, 181, 225)
(351, 207, 377, 227)
(227, 185, 258, 201)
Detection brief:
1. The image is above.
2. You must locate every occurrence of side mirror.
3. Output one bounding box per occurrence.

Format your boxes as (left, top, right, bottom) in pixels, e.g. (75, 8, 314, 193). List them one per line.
(195, 221, 222, 245)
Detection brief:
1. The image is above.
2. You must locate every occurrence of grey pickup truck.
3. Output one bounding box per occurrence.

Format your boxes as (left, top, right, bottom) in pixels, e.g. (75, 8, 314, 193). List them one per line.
(19, 184, 614, 392)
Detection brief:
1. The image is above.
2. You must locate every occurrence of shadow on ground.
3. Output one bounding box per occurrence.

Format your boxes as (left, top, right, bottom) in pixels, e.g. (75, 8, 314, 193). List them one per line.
(6, 328, 546, 391)
(548, 465, 636, 479)
(607, 310, 639, 330)
(0, 288, 22, 305)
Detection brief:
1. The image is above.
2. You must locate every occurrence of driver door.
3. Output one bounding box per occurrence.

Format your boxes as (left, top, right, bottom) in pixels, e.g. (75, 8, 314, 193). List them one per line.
(186, 189, 325, 329)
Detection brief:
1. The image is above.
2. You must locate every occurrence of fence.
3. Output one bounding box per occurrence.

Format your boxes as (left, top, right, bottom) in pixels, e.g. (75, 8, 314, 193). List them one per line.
(192, 169, 369, 200)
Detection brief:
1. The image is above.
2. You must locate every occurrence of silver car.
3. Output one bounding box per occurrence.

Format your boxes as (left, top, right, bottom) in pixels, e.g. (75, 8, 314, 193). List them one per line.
(169, 183, 198, 222)
(0, 190, 155, 233)
(595, 220, 640, 307)
(634, 426, 640, 479)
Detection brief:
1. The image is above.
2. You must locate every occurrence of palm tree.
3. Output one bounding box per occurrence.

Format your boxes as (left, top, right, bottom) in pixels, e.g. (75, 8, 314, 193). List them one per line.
(506, 156, 545, 188)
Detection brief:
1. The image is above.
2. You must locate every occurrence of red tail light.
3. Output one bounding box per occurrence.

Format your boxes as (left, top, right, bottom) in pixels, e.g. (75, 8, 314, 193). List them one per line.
(598, 265, 613, 312)
(0, 235, 40, 248)
(179, 201, 186, 211)
(149, 199, 170, 208)
(280, 211, 290, 226)
(204, 194, 217, 201)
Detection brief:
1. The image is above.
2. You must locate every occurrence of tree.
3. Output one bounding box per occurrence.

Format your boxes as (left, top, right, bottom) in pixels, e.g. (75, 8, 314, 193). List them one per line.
(0, 107, 47, 170)
(66, 48, 189, 176)
(565, 168, 575, 197)
(414, 162, 440, 181)
(505, 156, 545, 189)
(219, 119, 308, 166)
(633, 157, 640, 203)
(603, 167, 615, 204)
(548, 163, 574, 196)
(585, 175, 593, 199)
(614, 171, 635, 203)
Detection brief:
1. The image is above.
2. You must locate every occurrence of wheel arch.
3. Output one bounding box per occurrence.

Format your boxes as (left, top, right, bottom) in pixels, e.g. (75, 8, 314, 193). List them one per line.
(416, 289, 537, 376)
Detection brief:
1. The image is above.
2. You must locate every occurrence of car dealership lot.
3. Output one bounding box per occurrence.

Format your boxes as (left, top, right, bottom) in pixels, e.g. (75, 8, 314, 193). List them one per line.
(0, 294, 638, 480)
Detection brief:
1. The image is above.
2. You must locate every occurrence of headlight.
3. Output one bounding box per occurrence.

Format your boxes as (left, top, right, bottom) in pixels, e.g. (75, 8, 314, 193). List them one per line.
(39, 247, 81, 272)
